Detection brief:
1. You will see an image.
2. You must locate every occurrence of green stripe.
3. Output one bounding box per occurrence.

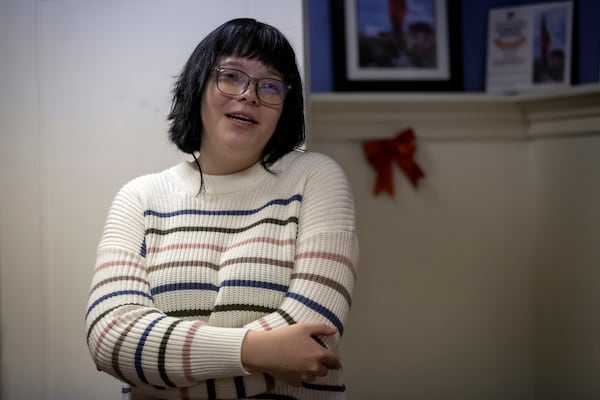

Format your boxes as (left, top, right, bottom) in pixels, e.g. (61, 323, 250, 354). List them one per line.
(221, 257, 293, 269)
(89, 276, 148, 294)
(276, 309, 296, 325)
(158, 320, 184, 387)
(291, 272, 352, 306)
(148, 260, 219, 273)
(312, 335, 328, 348)
(166, 308, 212, 318)
(148, 258, 293, 273)
(213, 304, 276, 313)
(145, 217, 299, 236)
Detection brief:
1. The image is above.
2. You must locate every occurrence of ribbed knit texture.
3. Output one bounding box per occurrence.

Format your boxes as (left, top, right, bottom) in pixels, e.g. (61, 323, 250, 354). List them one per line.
(85, 150, 358, 399)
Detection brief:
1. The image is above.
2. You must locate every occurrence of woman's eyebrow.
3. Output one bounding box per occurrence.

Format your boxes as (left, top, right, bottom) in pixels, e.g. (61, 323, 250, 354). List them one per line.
(218, 60, 283, 79)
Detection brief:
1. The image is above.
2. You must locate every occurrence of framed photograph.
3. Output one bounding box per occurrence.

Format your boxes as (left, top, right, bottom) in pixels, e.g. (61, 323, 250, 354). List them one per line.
(331, 0, 463, 92)
(486, 1, 575, 94)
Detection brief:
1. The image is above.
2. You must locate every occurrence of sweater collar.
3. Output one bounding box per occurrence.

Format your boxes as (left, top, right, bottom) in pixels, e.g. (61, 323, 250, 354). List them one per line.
(170, 159, 270, 195)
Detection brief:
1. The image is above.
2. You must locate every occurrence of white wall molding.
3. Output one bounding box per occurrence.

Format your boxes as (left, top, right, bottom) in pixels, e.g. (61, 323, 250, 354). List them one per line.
(309, 84, 600, 142)
(517, 86, 600, 138)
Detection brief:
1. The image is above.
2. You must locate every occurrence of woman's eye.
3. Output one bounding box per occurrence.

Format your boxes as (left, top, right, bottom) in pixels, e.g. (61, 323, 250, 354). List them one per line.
(222, 71, 241, 81)
(261, 81, 282, 94)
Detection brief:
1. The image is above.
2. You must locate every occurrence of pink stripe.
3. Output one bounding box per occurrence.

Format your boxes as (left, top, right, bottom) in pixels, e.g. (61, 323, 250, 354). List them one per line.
(296, 251, 357, 279)
(95, 260, 144, 272)
(147, 243, 227, 254)
(147, 237, 295, 254)
(229, 237, 295, 249)
(93, 317, 119, 360)
(182, 321, 204, 382)
(258, 318, 272, 331)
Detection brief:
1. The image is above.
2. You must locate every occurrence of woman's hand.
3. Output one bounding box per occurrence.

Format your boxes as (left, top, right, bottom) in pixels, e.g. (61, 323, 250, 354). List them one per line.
(241, 323, 340, 387)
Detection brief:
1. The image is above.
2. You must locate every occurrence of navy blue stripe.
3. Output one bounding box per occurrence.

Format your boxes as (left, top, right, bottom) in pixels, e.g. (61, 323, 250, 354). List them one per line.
(286, 292, 344, 335)
(151, 282, 219, 296)
(140, 237, 147, 257)
(144, 194, 302, 218)
(302, 382, 346, 392)
(234, 376, 246, 398)
(207, 379, 216, 399)
(86, 290, 153, 317)
(221, 279, 288, 292)
(249, 394, 296, 400)
(135, 315, 166, 383)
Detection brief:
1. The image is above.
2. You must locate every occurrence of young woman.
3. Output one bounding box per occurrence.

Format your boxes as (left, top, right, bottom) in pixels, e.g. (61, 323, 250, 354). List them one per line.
(85, 18, 358, 399)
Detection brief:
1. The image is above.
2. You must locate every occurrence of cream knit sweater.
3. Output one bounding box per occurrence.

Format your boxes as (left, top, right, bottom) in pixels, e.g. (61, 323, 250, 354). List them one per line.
(85, 150, 358, 399)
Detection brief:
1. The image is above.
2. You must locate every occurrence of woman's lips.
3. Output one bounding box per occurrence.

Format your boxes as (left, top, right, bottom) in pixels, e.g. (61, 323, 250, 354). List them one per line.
(226, 113, 257, 124)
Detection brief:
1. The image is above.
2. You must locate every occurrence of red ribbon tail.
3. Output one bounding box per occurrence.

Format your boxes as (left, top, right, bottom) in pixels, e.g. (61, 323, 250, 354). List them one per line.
(398, 159, 425, 188)
(363, 141, 395, 197)
(374, 161, 394, 196)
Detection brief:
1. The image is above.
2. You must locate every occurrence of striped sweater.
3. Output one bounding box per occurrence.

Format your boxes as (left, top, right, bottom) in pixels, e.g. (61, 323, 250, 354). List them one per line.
(85, 150, 358, 399)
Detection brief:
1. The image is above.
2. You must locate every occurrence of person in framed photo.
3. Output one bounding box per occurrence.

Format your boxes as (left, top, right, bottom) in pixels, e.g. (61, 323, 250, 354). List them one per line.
(357, 0, 437, 69)
(533, 7, 568, 83)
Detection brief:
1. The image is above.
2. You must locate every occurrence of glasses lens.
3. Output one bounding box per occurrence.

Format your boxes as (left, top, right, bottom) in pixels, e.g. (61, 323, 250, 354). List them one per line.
(216, 68, 247, 96)
(216, 68, 289, 105)
(257, 80, 287, 105)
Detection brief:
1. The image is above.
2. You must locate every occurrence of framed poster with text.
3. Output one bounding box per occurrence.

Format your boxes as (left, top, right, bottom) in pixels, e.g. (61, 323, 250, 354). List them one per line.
(486, 1, 574, 94)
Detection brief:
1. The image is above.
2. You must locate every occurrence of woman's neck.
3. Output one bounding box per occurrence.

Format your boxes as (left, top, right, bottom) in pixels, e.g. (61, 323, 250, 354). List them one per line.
(196, 152, 260, 175)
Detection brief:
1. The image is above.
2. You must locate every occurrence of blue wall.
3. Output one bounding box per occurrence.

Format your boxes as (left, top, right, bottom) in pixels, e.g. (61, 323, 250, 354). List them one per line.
(309, 0, 600, 92)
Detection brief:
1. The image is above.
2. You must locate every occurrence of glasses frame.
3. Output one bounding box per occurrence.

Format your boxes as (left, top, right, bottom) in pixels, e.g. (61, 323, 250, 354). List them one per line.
(213, 67, 291, 105)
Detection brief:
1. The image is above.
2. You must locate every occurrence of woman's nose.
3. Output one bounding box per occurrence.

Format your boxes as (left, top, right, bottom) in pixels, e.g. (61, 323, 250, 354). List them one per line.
(239, 80, 260, 104)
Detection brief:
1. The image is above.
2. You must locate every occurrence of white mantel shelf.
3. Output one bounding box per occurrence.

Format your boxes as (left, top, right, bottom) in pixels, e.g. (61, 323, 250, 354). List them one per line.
(308, 84, 600, 142)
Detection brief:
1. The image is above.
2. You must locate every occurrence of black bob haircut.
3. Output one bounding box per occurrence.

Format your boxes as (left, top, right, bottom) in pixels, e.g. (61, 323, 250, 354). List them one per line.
(167, 18, 305, 168)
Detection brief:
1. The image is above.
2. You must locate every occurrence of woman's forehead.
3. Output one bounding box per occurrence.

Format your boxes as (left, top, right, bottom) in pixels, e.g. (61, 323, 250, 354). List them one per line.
(217, 56, 282, 77)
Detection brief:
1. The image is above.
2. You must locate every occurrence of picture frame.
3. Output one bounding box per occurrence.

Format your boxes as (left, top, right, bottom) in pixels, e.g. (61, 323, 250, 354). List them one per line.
(330, 0, 463, 92)
(485, 1, 575, 94)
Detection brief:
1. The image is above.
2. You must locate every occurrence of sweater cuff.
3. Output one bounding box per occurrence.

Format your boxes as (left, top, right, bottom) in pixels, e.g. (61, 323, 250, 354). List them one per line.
(189, 326, 251, 379)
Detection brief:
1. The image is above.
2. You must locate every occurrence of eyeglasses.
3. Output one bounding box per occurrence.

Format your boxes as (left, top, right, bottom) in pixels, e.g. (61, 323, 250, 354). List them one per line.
(214, 67, 291, 105)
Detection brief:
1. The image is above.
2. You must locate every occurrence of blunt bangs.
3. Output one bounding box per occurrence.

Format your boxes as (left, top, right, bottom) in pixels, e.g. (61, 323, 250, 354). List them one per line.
(214, 21, 297, 83)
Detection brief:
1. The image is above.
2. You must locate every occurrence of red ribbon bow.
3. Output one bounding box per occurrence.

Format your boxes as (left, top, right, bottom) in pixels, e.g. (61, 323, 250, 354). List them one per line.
(363, 128, 425, 196)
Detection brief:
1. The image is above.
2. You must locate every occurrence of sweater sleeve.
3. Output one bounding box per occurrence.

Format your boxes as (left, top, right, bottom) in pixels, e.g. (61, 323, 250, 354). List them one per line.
(244, 155, 359, 352)
(85, 180, 269, 398)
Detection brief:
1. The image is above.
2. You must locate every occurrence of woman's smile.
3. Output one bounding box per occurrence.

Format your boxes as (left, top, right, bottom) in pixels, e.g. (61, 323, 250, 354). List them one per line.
(226, 111, 258, 126)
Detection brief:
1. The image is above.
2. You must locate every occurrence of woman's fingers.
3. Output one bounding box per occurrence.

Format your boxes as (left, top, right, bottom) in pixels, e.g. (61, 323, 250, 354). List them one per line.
(315, 363, 329, 377)
(303, 323, 337, 337)
(241, 323, 342, 386)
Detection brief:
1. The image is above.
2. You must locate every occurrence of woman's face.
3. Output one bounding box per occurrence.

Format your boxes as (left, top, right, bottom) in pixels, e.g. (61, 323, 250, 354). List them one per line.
(200, 56, 285, 174)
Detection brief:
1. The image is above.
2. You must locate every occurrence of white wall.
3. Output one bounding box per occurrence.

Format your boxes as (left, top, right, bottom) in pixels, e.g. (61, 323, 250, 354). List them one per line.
(0, 1, 305, 399)
(0, 1, 45, 398)
(531, 136, 600, 399)
(312, 137, 535, 400)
